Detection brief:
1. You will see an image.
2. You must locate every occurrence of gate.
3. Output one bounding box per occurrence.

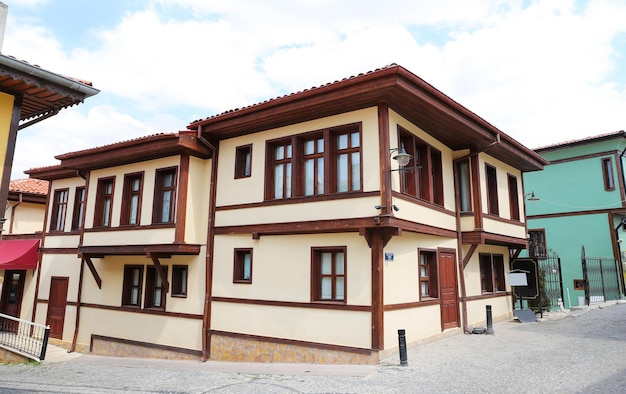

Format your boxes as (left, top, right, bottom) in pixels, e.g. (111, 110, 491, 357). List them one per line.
(534, 250, 564, 311)
(581, 246, 621, 305)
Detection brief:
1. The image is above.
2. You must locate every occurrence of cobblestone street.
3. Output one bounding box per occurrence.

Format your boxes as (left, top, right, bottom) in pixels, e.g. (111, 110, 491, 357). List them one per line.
(1, 302, 625, 393)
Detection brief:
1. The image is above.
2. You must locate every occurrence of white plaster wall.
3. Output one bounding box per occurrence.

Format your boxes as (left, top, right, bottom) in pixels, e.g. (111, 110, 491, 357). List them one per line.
(384, 305, 442, 348)
(6, 201, 45, 234)
(211, 302, 371, 349)
(184, 157, 211, 244)
(82, 228, 175, 246)
(482, 217, 528, 239)
(462, 244, 512, 297)
(38, 234, 80, 249)
(479, 153, 525, 223)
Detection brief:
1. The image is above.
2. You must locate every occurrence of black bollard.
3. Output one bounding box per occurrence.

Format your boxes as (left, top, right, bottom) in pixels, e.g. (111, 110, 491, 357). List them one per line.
(486, 305, 494, 335)
(398, 329, 408, 366)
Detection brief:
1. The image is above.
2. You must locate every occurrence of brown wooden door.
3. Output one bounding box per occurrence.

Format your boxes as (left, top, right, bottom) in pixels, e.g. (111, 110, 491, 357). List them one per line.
(46, 277, 69, 339)
(439, 251, 459, 330)
(0, 270, 26, 318)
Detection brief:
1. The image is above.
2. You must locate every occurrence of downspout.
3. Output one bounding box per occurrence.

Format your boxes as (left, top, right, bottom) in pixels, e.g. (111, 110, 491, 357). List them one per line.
(8, 193, 22, 234)
(197, 127, 218, 362)
(30, 178, 53, 326)
(453, 135, 501, 333)
(70, 170, 89, 353)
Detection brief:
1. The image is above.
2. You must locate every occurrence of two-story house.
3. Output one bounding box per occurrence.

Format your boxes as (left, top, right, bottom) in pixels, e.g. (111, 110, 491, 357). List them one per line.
(524, 131, 626, 308)
(26, 64, 546, 364)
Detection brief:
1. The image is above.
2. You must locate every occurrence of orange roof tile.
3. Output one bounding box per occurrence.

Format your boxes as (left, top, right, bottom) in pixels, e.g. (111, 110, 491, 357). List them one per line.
(9, 178, 49, 195)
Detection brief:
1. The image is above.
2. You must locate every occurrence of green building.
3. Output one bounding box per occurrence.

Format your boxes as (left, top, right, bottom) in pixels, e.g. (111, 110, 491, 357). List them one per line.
(523, 131, 626, 309)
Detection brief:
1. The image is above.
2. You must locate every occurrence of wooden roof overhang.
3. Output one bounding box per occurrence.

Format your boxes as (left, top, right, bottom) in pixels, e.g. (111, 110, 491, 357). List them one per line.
(0, 54, 100, 127)
(26, 132, 213, 180)
(78, 243, 201, 292)
(189, 65, 547, 172)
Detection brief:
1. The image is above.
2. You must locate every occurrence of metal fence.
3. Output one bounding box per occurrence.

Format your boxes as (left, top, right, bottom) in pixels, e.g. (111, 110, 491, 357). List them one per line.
(581, 246, 622, 306)
(0, 312, 50, 362)
(535, 251, 564, 311)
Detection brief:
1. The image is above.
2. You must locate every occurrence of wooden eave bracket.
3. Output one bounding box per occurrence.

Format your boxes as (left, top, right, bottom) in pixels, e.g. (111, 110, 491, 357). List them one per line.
(147, 253, 170, 293)
(82, 256, 102, 289)
(462, 244, 478, 269)
(360, 227, 401, 248)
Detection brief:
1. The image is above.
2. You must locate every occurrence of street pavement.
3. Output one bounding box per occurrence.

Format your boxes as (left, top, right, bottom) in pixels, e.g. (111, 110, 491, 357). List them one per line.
(1, 301, 625, 393)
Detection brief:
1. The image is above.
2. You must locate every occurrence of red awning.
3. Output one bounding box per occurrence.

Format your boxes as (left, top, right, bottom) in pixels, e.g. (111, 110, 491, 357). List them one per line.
(0, 239, 40, 270)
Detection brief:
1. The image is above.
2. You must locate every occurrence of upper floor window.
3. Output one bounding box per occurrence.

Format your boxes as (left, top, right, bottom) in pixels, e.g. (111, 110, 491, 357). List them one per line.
(153, 167, 177, 224)
(121, 172, 143, 226)
(233, 248, 252, 283)
(419, 249, 438, 299)
(479, 253, 505, 293)
(50, 189, 69, 232)
(311, 247, 346, 302)
(602, 158, 615, 191)
(485, 164, 499, 216)
(94, 177, 115, 227)
(507, 174, 520, 221)
(71, 187, 86, 230)
(456, 159, 472, 212)
(529, 229, 547, 259)
(398, 128, 444, 206)
(266, 124, 362, 200)
(235, 144, 252, 178)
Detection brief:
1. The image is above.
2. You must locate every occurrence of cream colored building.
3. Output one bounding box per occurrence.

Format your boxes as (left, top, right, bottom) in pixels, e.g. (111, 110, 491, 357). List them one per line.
(26, 65, 546, 363)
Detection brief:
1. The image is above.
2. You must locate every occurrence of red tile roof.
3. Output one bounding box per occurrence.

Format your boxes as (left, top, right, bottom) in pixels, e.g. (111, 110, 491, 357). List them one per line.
(534, 130, 625, 151)
(9, 178, 49, 195)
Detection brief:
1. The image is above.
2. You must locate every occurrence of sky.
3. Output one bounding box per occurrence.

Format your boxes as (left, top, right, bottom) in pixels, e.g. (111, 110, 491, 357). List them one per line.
(4, 0, 626, 179)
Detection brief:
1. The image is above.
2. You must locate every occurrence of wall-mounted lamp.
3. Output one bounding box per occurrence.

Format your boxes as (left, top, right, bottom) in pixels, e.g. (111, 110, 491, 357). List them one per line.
(390, 144, 421, 172)
(525, 192, 540, 202)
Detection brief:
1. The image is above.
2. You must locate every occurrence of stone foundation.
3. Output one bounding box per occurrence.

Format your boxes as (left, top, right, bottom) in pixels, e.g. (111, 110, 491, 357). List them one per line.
(90, 335, 201, 361)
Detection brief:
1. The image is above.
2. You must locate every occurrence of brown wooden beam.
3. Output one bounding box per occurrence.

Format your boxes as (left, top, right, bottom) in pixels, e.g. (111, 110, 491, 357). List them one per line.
(83, 256, 102, 289)
(149, 255, 170, 293)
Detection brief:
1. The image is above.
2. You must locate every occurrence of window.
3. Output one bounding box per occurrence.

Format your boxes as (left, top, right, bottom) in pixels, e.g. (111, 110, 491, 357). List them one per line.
(479, 254, 505, 293)
(153, 167, 177, 224)
(529, 229, 547, 259)
(457, 159, 472, 212)
(398, 128, 444, 206)
(172, 265, 188, 297)
(50, 189, 69, 231)
(94, 177, 115, 227)
(235, 144, 252, 178)
(602, 158, 615, 191)
(419, 250, 438, 299)
(145, 266, 168, 309)
(122, 265, 143, 307)
(121, 173, 143, 225)
(507, 174, 520, 221)
(266, 124, 362, 200)
(233, 249, 252, 283)
(71, 187, 86, 230)
(485, 164, 499, 215)
(312, 247, 346, 302)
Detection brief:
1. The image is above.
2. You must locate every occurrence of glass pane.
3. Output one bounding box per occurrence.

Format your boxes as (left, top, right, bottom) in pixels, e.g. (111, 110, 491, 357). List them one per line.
(304, 140, 314, 155)
(154, 289, 162, 307)
(335, 277, 344, 300)
(132, 269, 140, 286)
(105, 182, 112, 194)
(459, 162, 471, 211)
(181, 269, 187, 294)
(421, 282, 428, 297)
(286, 144, 292, 158)
(304, 159, 314, 196)
(243, 254, 251, 280)
(274, 165, 284, 198)
(321, 277, 332, 299)
(164, 173, 174, 188)
(244, 152, 251, 176)
(285, 163, 292, 197)
(103, 199, 111, 226)
(317, 138, 324, 152)
(155, 272, 162, 287)
(162, 191, 172, 222)
(337, 154, 348, 192)
(275, 146, 284, 160)
(337, 134, 348, 149)
(351, 152, 360, 190)
(321, 253, 332, 274)
(130, 195, 139, 224)
(421, 266, 428, 277)
(132, 178, 140, 191)
(335, 252, 344, 274)
(351, 132, 360, 147)
(131, 288, 138, 305)
(317, 158, 324, 194)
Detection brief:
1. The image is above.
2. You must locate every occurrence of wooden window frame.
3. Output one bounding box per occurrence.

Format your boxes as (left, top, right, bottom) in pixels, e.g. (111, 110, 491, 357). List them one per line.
(50, 188, 69, 232)
(485, 164, 499, 216)
(602, 157, 615, 191)
(71, 187, 86, 231)
(171, 265, 188, 297)
(120, 172, 144, 226)
(398, 127, 444, 206)
(144, 265, 168, 310)
(94, 177, 115, 228)
(456, 159, 472, 212)
(235, 144, 253, 178)
(265, 123, 362, 200)
(311, 246, 347, 303)
(152, 167, 177, 224)
(529, 229, 547, 259)
(233, 248, 253, 284)
(507, 174, 520, 221)
(419, 249, 439, 299)
(479, 253, 506, 293)
(121, 265, 143, 307)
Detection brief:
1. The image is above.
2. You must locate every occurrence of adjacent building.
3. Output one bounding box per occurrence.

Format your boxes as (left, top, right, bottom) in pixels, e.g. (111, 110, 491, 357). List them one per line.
(524, 131, 626, 308)
(26, 65, 546, 363)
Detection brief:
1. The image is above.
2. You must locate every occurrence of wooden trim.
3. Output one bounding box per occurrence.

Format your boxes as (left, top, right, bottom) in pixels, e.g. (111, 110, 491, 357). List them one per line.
(119, 172, 144, 226)
(370, 229, 384, 350)
(71, 256, 86, 352)
(40, 248, 79, 254)
(148, 256, 170, 294)
(83, 257, 102, 289)
(0, 95, 21, 230)
(543, 149, 620, 164)
(233, 248, 253, 284)
(175, 155, 189, 242)
(484, 213, 525, 225)
(462, 230, 527, 248)
(471, 154, 483, 229)
(83, 222, 176, 232)
(383, 299, 440, 311)
(392, 191, 456, 216)
(36, 299, 79, 307)
(378, 102, 392, 215)
(79, 243, 201, 257)
(90, 334, 202, 357)
(216, 191, 379, 211)
(210, 329, 373, 355)
(462, 244, 478, 269)
(77, 302, 203, 319)
(464, 291, 511, 302)
(211, 296, 370, 312)
(234, 143, 253, 179)
(528, 209, 624, 220)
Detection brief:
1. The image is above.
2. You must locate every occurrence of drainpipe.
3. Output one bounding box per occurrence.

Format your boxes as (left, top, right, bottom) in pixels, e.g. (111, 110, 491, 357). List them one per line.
(197, 127, 218, 362)
(8, 193, 21, 234)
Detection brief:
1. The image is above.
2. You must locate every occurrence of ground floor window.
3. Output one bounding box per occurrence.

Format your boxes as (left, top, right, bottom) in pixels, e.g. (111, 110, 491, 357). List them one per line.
(121, 264, 178, 308)
(479, 254, 505, 293)
(419, 249, 438, 299)
(145, 266, 168, 310)
(311, 247, 346, 302)
(122, 265, 143, 307)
